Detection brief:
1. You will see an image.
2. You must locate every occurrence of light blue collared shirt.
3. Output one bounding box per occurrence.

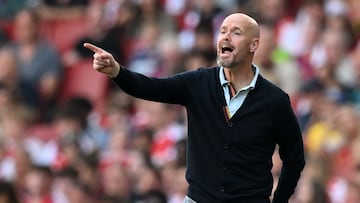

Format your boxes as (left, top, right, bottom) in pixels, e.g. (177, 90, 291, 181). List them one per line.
(219, 65, 259, 118)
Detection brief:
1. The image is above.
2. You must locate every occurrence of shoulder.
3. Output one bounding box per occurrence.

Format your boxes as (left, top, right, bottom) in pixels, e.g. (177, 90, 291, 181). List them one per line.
(177, 66, 219, 80)
(194, 66, 220, 79)
(193, 66, 219, 74)
(257, 75, 290, 103)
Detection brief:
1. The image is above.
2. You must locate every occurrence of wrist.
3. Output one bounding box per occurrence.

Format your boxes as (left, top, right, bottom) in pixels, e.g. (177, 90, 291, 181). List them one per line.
(109, 63, 121, 78)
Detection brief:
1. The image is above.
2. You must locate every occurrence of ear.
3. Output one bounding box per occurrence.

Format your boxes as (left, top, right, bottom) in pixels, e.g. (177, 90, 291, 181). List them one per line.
(249, 38, 259, 53)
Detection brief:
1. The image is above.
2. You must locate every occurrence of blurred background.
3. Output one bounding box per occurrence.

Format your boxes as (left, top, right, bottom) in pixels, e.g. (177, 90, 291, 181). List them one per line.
(0, 0, 360, 202)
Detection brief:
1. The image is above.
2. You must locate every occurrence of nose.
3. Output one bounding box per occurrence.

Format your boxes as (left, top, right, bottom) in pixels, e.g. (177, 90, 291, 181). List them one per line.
(222, 31, 230, 41)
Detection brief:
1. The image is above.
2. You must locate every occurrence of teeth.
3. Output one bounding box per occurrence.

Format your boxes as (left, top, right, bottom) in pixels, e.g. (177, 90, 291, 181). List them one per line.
(221, 45, 233, 53)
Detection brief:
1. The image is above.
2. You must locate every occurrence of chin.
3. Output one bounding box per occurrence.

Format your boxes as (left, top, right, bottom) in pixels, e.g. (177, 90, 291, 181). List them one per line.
(217, 60, 234, 68)
(217, 56, 237, 67)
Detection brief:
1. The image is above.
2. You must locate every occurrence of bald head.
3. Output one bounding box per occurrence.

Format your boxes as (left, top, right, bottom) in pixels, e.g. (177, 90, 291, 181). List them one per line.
(222, 13, 259, 38)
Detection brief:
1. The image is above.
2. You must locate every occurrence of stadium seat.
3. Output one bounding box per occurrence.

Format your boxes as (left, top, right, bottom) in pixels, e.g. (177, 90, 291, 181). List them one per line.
(42, 18, 88, 54)
(59, 59, 109, 113)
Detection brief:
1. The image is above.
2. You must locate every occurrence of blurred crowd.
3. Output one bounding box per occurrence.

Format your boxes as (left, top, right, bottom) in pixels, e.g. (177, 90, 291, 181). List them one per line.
(0, 0, 360, 202)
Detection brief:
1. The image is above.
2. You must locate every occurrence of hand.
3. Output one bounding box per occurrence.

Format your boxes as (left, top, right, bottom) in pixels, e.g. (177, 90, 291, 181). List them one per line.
(83, 43, 120, 78)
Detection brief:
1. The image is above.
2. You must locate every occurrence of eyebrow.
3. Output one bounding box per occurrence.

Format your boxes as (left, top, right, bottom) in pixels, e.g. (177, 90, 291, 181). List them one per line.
(220, 26, 243, 33)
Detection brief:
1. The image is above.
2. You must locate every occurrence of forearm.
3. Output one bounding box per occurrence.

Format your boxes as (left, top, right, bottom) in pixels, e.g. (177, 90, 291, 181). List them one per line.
(111, 66, 187, 105)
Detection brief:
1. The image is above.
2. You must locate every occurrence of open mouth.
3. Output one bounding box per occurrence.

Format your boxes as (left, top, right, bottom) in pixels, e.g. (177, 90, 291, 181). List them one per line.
(221, 45, 234, 54)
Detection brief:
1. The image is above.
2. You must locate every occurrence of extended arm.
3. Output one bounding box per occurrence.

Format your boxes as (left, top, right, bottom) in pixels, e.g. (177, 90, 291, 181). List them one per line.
(84, 43, 188, 105)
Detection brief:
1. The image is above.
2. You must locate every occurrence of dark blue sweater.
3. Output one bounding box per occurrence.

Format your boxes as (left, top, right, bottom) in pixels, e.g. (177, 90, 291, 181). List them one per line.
(112, 66, 305, 203)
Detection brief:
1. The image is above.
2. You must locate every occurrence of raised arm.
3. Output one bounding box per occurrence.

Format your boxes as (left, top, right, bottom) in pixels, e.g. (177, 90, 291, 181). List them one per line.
(83, 43, 120, 78)
(84, 43, 190, 105)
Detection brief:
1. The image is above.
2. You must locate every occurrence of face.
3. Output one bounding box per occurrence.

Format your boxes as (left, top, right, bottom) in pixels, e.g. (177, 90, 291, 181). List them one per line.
(14, 10, 39, 43)
(216, 13, 259, 68)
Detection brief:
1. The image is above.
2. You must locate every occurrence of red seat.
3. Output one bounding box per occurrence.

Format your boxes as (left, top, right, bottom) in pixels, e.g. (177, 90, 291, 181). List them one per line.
(59, 59, 109, 113)
(0, 19, 14, 40)
(42, 18, 88, 54)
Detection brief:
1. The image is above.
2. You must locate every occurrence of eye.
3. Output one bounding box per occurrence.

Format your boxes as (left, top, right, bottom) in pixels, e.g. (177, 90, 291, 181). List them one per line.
(234, 31, 241, 35)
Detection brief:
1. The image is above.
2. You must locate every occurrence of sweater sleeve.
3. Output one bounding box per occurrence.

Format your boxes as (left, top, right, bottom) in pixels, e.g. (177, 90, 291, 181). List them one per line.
(111, 66, 190, 105)
(272, 94, 305, 203)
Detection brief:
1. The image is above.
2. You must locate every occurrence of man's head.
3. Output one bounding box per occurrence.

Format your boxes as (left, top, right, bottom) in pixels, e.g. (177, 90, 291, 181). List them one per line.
(14, 9, 41, 44)
(216, 13, 259, 69)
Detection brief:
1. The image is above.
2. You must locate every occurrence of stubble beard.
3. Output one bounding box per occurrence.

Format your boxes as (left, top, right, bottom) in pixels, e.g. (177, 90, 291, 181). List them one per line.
(217, 56, 236, 68)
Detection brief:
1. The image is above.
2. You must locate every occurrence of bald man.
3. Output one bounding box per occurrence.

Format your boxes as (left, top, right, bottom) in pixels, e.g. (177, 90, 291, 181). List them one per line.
(85, 13, 305, 203)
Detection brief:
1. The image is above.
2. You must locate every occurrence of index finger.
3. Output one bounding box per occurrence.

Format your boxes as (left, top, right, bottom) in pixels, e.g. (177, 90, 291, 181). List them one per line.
(83, 43, 104, 54)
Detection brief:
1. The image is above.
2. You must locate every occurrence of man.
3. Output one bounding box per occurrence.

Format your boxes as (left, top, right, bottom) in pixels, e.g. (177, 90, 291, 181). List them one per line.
(11, 9, 63, 121)
(84, 13, 305, 203)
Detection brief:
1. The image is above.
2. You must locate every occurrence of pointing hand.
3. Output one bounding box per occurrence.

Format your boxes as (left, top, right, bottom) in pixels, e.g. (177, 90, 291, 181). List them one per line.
(83, 43, 120, 78)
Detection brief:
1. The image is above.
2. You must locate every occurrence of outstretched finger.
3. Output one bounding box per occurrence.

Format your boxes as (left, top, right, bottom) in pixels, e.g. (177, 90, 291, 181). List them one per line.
(83, 43, 104, 54)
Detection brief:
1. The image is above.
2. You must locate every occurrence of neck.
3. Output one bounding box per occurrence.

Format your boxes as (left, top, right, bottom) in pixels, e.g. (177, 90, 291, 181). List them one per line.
(224, 63, 254, 91)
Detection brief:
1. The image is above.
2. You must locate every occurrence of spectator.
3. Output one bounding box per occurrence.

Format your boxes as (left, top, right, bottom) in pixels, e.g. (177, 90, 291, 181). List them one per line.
(100, 163, 131, 203)
(52, 135, 82, 171)
(305, 98, 343, 155)
(66, 179, 95, 203)
(22, 165, 55, 203)
(178, 0, 225, 52)
(183, 49, 216, 71)
(10, 8, 63, 121)
(295, 78, 325, 131)
(276, 0, 324, 79)
(147, 102, 185, 167)
(255, 0, 286, 25)
(157, 34, 184, 75)
(325, 105, 360, 203)
(131, 165, 164, 202)
(0, 47, 39, 109)
(0, 104, 44, 168)
(254, 23, 301, 95)
(290, 173, 329, 203)
(192, 23, 216, 54)
(52, 167, 78, 203)
(127, 22, 164, 76)
(74, 154, 101, 195)
(53, 96, 107, 156)
(102, 89, 134, 131)
(133, 0, 176, 36)
(101, 127, 131, 168)
(62, 2, 123, 67)
(310, 29, 353, 103)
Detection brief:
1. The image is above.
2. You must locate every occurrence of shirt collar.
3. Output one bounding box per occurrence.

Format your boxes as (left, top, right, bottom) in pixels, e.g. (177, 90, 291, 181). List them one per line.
(219, 64, 259, 91)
